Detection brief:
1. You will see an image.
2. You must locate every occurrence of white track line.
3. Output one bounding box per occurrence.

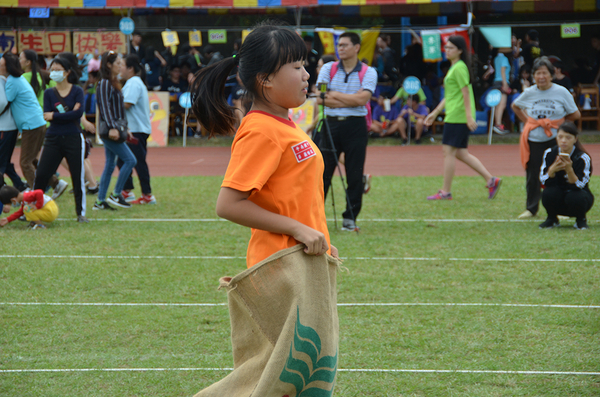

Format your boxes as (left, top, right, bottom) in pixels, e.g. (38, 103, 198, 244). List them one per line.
(1, 368, 598, 376)
(55, 217, 596, 223)
(1, 302, 597, 309)
(2, 254, 599, 263)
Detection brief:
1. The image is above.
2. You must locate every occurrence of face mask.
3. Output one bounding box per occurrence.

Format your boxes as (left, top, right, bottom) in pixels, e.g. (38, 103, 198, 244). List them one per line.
(50, 70, 65, 83)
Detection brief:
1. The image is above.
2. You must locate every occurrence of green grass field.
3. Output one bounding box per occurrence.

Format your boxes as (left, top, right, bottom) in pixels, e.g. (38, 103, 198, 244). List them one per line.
(1, 175, 599, 396)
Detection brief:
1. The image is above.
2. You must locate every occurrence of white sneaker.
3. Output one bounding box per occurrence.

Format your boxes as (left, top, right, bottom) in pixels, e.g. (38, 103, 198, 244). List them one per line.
(341, 218, 360, 232)
(51, 180, 69, 200)
(517, 210, 535, 219)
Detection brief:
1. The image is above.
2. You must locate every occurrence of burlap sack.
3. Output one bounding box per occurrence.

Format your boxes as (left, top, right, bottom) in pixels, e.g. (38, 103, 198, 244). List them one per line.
(194, 244, 340, 397)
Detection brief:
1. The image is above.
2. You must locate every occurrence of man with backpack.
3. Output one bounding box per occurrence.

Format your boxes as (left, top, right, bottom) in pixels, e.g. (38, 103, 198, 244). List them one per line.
(316, 31, 377, 232)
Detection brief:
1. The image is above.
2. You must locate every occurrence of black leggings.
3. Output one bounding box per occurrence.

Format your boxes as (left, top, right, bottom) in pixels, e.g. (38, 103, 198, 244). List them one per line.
(541, 185, 594, 221)
(526, 140, 556, 215)
(34, 134, 86, 217)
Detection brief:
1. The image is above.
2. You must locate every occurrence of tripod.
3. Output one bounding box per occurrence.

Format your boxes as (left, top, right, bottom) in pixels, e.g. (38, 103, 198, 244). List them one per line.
(315, 90, 357, 232)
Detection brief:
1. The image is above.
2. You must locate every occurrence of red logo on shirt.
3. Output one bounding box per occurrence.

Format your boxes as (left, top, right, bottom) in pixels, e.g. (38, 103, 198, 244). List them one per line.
(291, 140, 316, 163)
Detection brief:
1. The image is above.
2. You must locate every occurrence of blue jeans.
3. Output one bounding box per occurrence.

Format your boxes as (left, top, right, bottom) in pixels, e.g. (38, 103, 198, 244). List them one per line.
(98, 139, 137, 202)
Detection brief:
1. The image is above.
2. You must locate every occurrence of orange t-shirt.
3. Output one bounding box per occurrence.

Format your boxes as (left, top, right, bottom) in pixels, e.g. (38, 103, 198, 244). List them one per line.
(222, 110, 331, 268)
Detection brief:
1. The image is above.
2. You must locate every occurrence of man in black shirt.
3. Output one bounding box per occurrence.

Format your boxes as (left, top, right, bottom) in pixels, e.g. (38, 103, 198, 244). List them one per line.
(522, 29, 543, 68)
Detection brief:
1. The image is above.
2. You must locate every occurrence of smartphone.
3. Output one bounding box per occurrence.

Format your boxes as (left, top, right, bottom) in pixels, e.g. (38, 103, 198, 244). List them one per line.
(559, 152, 570, 158)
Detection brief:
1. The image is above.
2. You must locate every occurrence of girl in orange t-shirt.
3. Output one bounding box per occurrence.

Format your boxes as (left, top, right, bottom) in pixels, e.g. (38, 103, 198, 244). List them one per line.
(190, 23, 338, 267)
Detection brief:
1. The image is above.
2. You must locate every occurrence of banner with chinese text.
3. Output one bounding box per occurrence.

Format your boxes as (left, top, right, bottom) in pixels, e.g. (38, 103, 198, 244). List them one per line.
(73, 32, 126, 54)
(18, 30, 71, 54)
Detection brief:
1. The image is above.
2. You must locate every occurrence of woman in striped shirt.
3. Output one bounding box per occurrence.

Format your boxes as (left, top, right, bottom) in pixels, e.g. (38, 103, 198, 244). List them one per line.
(94, 52, 137, 211)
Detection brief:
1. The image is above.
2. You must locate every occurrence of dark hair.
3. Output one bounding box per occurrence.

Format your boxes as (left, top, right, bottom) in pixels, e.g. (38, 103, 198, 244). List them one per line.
(321, 54, 336, 65)
(190, 22, 307, 137)
(2, 52, 23, 78)
(519, 64, 531, 76)
(410, 94, 420, 103)
(22, 50, 45, 96)
(0, 185, 19, 205)
(203, 45, 215, 56)
(124, 54, 146, 82)
(145, 46, 155, 62)
(558, 121, 591, 170)
(527, 29, 539, 42)
(51, 56, 80, 85)
(554, 61, 564, 70)
(100, 51, 121, 90)
(447, 35, 473, 84)
(532, 56, 555, 78)
(378, 34, 391, 46)
(339, 32, 361, 46)
(57, 52, 83, 84)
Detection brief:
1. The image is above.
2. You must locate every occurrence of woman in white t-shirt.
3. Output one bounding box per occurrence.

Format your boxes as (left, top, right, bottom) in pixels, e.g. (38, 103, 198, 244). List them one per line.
(118, 54, 156, 205)
(511, 56, 580, 219)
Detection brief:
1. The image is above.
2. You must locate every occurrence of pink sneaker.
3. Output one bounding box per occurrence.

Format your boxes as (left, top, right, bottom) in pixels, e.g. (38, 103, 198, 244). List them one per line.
(487, 177, 502, 199)
(427, 190, 452, 200)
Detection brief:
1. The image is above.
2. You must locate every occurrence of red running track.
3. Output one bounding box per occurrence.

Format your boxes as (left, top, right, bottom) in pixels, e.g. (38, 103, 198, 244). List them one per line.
(11, 144, 600, 178)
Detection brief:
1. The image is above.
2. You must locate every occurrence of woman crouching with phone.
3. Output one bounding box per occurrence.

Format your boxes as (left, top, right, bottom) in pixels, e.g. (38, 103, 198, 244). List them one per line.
(539, 121, 593, 230)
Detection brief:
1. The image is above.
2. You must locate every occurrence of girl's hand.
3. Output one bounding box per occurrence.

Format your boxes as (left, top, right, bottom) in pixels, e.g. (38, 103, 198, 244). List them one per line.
(548, 156, 565, 176)
(466, 117, 478, 132)
(43, 112, 53, 121)
(424, 113, 435, 127)
(73, 103, 81, 110)
(562, 154, 573, 170)
(82, 118, 96, 133)
(0, 218, 8, 227)
(293, 224, 329, 256)
(108, 128, 120, 141)
(330, 244, 340, 260)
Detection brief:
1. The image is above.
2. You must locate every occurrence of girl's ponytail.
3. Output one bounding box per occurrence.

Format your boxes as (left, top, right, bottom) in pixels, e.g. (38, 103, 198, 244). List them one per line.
(190, 57, 238, 137)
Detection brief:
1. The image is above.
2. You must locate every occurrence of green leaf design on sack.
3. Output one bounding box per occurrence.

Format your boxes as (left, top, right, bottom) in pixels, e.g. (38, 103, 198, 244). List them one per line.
(279, 307, 337, 397)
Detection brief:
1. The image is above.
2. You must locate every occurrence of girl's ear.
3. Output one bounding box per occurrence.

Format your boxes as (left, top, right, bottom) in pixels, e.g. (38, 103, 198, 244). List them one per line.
(258, 73, 272, 88)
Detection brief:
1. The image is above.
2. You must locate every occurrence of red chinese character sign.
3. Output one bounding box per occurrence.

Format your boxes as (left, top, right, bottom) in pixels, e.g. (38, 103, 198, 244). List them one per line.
(73, 32, 99, 54)
(73, 32, 126, 54)
(99, 32, 126, 54)
(18, 31, 71, 54)
(47, 31, 71, 53)
(18, 31, 46, 53)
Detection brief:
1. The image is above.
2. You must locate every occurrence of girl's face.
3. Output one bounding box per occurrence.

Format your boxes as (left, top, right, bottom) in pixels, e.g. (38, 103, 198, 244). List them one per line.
(49, 62, 69, 83)
(263, 60, 309, 110)
(556, 130, 577, 154)
(444, 42, 462, 62)
(109, 57, 123, 77)
(19, 52, 30, 71)
(0, 58, 6, 77)
(533, 66, 552, 89)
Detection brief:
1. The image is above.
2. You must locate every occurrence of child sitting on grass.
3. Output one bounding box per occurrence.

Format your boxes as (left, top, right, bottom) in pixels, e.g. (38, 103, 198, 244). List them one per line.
(0, 185, 59, 229)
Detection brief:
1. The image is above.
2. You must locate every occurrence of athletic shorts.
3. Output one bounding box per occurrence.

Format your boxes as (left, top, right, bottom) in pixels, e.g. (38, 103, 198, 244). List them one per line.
(442, 123, 470, 149)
